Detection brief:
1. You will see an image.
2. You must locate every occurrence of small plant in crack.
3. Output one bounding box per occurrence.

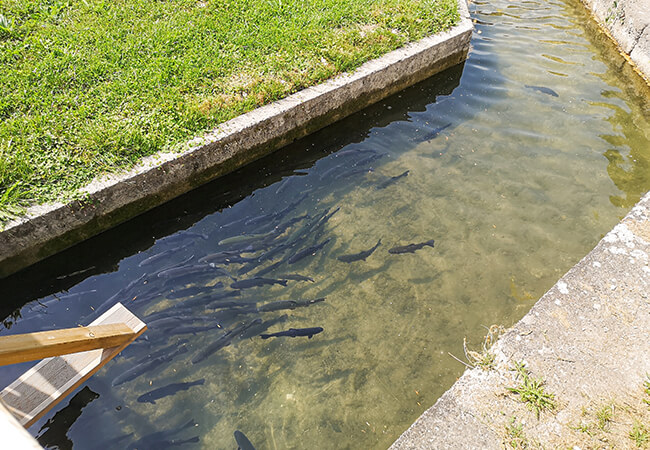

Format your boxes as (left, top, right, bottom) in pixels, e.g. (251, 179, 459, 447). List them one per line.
(507, 361, 556, 419)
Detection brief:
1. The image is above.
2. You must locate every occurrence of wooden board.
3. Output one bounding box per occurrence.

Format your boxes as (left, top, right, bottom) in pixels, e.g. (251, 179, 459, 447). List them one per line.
(0, 323, 137, 367)
(0, 302, 146, 428)
(0, 400, 42, 449)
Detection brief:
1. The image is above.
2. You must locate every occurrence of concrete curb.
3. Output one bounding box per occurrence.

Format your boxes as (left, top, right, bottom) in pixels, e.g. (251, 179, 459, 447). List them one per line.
(0, 2, 473, 278)
(579, 0, 650, 82)
(390, 192, 650, 448)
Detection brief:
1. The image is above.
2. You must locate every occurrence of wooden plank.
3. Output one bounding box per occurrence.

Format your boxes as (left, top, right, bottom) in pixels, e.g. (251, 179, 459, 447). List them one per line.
(0, 303, 146, 428)
(0, 324, 136, 367)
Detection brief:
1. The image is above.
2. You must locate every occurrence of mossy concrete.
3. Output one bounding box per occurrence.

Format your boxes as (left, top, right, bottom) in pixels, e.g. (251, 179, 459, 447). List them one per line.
(391, 191, 650, 448)
(579, 0, 650, 82)
(0, 0, 472, 278)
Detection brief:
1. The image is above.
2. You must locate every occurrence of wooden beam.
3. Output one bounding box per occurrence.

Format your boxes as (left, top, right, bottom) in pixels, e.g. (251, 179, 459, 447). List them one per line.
(0, 400, 42, 449)
(0, 303, 146, 428)
(0, 324, 136, 367)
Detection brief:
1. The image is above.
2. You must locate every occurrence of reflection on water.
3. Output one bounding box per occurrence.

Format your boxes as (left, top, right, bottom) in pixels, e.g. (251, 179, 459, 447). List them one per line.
(1, 0, 649, 447)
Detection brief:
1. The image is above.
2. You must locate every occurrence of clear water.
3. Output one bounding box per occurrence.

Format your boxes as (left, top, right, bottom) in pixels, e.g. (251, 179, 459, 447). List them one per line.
(1, 0, 649, 447)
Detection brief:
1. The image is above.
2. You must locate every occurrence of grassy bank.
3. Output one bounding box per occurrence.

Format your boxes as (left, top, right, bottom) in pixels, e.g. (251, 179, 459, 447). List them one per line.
(0, 0, 458, 223)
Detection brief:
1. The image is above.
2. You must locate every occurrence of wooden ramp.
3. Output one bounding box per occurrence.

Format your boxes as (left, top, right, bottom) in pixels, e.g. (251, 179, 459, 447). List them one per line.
(0, 302, 146, 428)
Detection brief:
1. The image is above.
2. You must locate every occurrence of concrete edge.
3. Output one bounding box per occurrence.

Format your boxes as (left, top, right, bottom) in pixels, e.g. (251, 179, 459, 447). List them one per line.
(390, 191, 650, 448)
(578, 0, 650, 83)
(0, 1, 473, 278)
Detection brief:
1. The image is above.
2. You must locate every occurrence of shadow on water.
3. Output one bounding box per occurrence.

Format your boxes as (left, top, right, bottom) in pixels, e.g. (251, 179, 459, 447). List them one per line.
(0, 63, 465, 321)
(36, 386, 100, 450)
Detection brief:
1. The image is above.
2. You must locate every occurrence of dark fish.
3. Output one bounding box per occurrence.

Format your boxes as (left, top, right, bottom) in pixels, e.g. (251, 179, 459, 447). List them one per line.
(157, 231, 208, 245)
(337, 239, 382, 263)
(168, 283, 223, 299)
(137, 379, 205, 404)
(525, 85, 559, 97)
(234, 430, 257, 450)
(335, 148, 377, 158)
(239, 315, 288, 340)
(288, 238, 331, 264)
(168, 323, 222, 336)
(319, 163, 346, 181)
(275, 177, 292, 195)
(277, 273, 314, 282)
(157, 264, 232, 280)
(198, 251, 255, 265)
(258, 298, 325, 312)
(230, 277, 288, 289)
(126, 418, 198, 450)
(376, 170, 409, 190)
(245, 212, 275, 227)
(418, 123, 452, 142)
(388, 239, 435, 254)
(138, 244, 190, 268)
(253, 260, 284, 277)
(353, 152, 386, 167)
(260, 327, 324, 339)
(334, 166, 374, 180)
(112, 346, 188, 386)
(272, 214, 309, 236)
(191, 319, 261, 364)
(207, 301, 257, 310)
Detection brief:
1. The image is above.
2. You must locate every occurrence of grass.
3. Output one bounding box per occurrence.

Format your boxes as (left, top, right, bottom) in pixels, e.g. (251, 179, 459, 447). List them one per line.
(505, 416, 529, 449)
(448, 324, 504, 371)
(507, 361, 556, 419)
(630, 421, 649, 448)
(0, 0, 459, 224)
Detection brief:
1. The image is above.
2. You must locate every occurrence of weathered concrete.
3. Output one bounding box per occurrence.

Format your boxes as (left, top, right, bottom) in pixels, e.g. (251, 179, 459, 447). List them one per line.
(391, 191, 650, 448)
(0, 0, 472, 278)
(579, 0, 650, 82)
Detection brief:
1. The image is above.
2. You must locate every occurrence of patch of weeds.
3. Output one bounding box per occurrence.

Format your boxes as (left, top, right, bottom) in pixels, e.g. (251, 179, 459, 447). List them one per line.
(596, 403, 615, 431)
(505, 416, 529, 449)
(507, 361, 556, 419)
(629, 421, 649, 448)
(448, 324, 504, 370)
(643, 375, 650, 407)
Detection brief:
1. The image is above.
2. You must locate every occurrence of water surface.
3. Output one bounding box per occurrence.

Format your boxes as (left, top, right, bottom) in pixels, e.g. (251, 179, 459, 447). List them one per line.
(1, 0, 649, 448)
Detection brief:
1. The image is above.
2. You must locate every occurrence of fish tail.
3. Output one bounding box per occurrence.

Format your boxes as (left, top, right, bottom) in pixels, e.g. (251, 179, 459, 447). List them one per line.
(426, 239, 435, 247)
(279, 280, 288, 286)
(195, 378, 206, 386)
(260, 334, 271, 339)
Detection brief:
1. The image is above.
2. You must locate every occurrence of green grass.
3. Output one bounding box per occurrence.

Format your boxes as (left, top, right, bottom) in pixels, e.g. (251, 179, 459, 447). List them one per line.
(630, 421, 649, 448)
(0, 0, 459, 223)
(507, 361, 556, 419)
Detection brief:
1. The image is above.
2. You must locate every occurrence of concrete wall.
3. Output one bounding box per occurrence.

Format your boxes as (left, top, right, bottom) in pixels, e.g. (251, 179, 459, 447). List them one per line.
(580, 0, 650, 81)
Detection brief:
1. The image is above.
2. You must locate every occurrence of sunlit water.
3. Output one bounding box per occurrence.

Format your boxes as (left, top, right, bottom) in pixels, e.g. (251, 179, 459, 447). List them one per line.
(1, 0, 649, 448)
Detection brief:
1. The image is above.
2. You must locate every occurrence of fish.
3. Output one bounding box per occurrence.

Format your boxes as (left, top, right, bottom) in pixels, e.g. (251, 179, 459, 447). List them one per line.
(388, 239, 435, 254)
(353, 152, 386, 167)
(168, 283, 223, 299)
(239, 315, 288, 340)
(217, 230, 277, 247)
(198, 251, 256, 265)
(253, 260, 284, 277)
(157, 231, 208, 245)
(525, 85, 559, 97)
(138, 244, 191, 268)
(258, 298, 325, 312)
(376, 170, 409, 190)
(319, 163, 346, 180)
(168, 323, 222, 336)
(277, 273, 314, 282)
(157, 264, 228, 279)
(112, 345, 188, 386)
(260, 327, 324, 339)
(126, 418, 198, 450)
(137, 379, 205, 404)
(337, 239, 382, 263)
(288, 238, 331, 265)
(191, 319, 261, 364)
(234, 430, 257, 450)
(418, 123, 452, 142)
(230, 277, 288, 289)
(334, 166, 374, 180)
(245, 212, 275, 227)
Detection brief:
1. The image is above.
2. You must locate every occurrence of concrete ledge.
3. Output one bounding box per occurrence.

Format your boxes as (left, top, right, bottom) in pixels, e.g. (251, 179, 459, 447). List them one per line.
(0, 1, 472, 278)
(579, 0, 650, 82)
(390, 191, 650, 448)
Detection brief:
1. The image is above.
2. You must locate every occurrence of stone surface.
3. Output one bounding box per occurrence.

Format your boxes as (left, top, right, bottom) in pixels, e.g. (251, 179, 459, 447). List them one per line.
(579, 0, 650, 81)
(391, 192, 650, 449)
(0, 0, 472, 278)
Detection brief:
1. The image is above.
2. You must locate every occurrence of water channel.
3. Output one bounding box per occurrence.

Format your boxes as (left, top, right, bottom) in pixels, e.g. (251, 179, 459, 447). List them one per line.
(1, 0, 649, 447)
